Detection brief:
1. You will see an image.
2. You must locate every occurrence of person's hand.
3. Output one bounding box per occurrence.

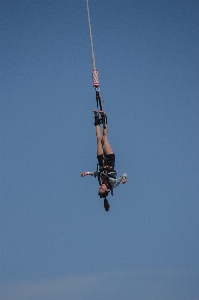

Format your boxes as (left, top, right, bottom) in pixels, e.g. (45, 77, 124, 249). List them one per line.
(81, 172, 87, 177)
(121, 177, 126, 184)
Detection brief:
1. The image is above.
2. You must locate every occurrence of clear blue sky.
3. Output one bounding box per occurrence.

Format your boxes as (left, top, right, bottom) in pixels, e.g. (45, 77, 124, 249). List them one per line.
(1, 1, 199, 299)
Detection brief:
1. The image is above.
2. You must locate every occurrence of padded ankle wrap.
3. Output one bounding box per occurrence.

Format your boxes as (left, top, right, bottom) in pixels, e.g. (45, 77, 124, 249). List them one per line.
(94, 116, 101, 126)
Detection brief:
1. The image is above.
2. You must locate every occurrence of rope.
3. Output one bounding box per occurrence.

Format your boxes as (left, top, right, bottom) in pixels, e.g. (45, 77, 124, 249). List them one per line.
(86, 0, 96, 71)
(86, 2, 109, 189)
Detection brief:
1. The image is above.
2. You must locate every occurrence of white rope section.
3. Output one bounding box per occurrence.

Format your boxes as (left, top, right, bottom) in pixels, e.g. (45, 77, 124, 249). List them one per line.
(86, 0, 96, 71)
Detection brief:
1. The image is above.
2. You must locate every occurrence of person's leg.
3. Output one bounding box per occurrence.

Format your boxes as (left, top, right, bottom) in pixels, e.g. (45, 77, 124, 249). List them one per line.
(103, 133, 114, 155)
(94, 111, 104, 156)
(99, 111, 114, 155)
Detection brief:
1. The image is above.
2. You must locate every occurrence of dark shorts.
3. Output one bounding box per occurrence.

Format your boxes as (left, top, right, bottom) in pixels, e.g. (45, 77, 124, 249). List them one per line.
(97, 153, 115, 168)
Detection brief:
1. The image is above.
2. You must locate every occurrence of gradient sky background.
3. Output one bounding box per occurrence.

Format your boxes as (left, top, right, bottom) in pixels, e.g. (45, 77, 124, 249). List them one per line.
(1, 1, 199, 299)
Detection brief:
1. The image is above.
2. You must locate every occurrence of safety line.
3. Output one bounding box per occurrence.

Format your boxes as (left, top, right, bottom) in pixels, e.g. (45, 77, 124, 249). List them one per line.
(86, 0, 96, 71)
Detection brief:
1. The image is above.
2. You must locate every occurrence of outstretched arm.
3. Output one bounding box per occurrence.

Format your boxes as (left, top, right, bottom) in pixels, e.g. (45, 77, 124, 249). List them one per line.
(81, 172, 89, 177)
(109, 173, 127, 187)
(81, 171, 98, 177)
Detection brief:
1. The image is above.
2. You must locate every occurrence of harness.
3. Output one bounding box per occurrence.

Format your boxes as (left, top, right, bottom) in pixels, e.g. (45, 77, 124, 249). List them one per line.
(96, 163, 116, 196)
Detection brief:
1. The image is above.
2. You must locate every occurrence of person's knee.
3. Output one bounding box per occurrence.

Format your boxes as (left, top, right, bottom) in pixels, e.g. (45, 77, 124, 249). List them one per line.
(97, 134, 103, 142)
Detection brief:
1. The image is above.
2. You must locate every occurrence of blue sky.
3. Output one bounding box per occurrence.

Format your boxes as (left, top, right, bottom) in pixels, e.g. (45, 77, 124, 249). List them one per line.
(1, 0, 199, 299)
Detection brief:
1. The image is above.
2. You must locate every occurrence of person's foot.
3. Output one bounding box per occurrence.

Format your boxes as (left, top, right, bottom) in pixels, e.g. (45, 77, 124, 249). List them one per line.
(93, 110, 98, 116)
(99, 110, 105, 116)
(93, 110, 101, 126)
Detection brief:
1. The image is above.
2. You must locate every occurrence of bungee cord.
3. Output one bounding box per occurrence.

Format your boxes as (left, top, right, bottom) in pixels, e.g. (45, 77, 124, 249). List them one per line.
(86, 0, 96, 71)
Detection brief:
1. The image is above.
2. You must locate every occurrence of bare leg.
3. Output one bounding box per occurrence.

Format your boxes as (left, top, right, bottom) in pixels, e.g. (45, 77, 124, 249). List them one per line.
(99, 111, 114, 155)
(94, 111, 104, 156)
(103, 129, 114, 155)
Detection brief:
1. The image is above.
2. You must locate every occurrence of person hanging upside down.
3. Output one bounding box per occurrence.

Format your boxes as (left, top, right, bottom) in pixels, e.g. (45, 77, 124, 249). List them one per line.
(81, 110, 127, 212)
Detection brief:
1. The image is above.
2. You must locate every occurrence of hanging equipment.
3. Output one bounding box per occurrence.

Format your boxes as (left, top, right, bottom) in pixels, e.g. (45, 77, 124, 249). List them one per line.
(86, 0, 105, 114)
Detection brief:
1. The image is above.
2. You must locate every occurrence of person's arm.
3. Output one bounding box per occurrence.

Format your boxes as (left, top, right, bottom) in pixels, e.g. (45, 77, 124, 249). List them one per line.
(121, 173, 127, 184)
(108, 173, 127, 187)
(81, 171, 99, 177)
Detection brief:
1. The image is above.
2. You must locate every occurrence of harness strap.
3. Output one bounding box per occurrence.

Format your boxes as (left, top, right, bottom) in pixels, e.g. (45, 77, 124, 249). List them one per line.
(97, 167, 116, 196)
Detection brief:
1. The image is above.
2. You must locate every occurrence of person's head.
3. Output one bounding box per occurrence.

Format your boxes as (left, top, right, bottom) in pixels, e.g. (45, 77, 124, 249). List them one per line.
(98, 183, 109, 198)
